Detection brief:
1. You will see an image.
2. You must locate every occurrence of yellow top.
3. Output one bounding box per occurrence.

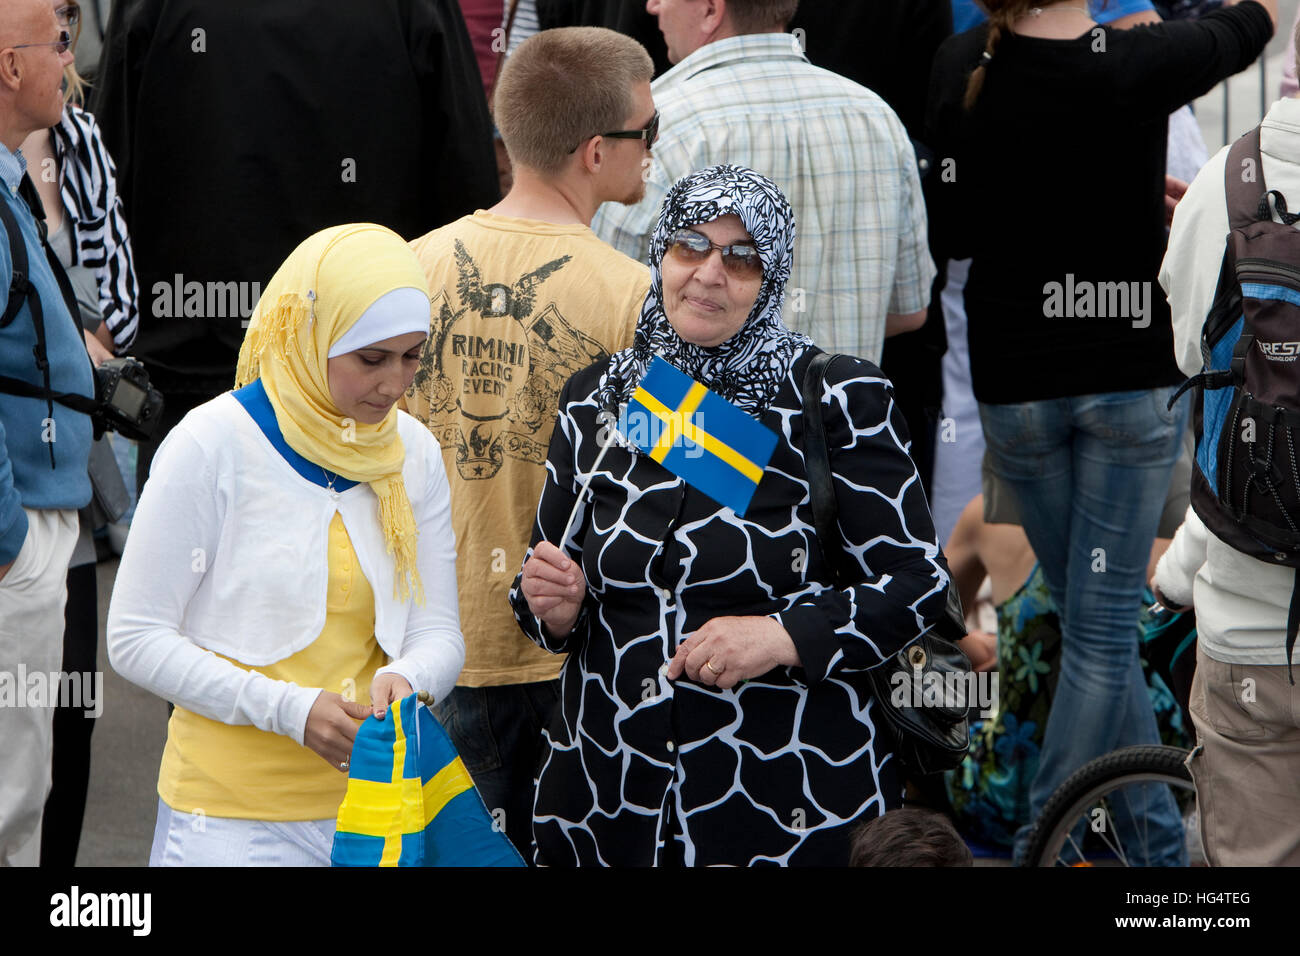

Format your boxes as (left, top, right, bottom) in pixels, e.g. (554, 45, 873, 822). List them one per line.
(158, 513, 387, 820)
(406, 210, 646, 686)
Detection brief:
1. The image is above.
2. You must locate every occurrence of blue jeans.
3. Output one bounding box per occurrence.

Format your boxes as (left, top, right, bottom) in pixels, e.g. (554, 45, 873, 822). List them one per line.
(431, 681, 559, 864)
(980, 386, 1189, 865)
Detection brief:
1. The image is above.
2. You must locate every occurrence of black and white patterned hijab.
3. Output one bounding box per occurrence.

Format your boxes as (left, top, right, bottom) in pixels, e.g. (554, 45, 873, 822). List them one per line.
(599, 164, 812, 420)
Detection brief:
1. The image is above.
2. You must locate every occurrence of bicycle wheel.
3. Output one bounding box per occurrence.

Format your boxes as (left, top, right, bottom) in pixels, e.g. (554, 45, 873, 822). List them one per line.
(1022, 745, 1197, 867)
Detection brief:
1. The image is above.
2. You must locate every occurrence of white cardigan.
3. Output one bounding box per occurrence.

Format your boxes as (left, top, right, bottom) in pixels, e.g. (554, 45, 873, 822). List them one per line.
(107, 394, 465, 745)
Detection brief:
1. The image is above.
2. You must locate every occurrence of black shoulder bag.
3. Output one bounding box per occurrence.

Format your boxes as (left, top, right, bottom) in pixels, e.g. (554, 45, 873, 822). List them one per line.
(800, 351, 971, 775)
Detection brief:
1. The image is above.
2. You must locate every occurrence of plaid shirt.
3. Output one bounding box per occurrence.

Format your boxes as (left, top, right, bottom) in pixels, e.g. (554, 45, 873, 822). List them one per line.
(591, 33, 934, 362)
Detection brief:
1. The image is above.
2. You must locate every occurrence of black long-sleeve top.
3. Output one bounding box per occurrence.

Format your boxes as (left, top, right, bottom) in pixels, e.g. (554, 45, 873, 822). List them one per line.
(926, 2, 1272, 404)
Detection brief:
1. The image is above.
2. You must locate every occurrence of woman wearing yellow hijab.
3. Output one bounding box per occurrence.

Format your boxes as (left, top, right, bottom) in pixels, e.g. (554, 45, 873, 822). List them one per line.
(108, 225, 465, 866)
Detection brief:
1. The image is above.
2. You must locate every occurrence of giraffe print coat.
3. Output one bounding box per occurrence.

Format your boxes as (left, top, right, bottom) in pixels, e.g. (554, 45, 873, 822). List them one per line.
(510, 348, 951, 866)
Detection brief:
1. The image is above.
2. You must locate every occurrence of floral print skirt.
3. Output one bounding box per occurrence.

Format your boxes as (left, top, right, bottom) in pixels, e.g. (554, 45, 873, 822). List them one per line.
(946, 564, 1195, 849)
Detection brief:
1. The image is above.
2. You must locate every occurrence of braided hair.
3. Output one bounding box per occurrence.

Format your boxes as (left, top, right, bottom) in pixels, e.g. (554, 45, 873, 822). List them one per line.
(963, 1, 1105, 109)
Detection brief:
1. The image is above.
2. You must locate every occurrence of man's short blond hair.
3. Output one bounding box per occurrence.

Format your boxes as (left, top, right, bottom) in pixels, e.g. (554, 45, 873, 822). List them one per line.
(726, 0, 799, 33)
(493, 27, 654, 176)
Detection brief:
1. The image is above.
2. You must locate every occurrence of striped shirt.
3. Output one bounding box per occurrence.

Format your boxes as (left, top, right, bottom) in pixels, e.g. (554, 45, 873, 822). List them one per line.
(590, 33, 935, 363)
(50, 104, 139, 351)
(503, 0, 539, 56)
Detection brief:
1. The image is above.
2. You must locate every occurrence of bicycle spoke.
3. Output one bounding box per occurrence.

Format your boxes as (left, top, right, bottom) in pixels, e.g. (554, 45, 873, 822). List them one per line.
(1112, 785, 1144, 868)
(1061, 829, 1087, 867)
(1094, 800, 1130, 865)
(1138, 787, 1152, 865)
(1025, 746, 1195, 868)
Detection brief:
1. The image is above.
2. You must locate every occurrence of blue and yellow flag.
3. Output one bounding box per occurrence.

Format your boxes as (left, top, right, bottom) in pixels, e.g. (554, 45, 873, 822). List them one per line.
(331, 693, 524, 867)
(619, 356, 778, 517)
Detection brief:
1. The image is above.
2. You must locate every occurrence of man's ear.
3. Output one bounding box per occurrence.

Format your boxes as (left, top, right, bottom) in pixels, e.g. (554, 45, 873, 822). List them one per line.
(579, 135, 605, 176)
(0, 51, 22, 95)
(704, 0, 728, 36)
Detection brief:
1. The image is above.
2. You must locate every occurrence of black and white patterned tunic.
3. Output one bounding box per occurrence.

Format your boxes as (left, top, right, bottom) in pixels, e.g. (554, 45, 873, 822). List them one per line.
(508, 351, 950, 866)
(509, 165, 950, 865)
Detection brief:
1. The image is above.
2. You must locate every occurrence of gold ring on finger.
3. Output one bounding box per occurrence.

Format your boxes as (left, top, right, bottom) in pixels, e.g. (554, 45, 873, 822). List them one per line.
(705, 659, 723, 675)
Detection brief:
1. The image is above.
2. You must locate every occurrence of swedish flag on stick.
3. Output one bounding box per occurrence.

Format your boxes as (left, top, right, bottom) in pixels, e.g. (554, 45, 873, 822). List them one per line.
(331, 693, 524, 867)
(620, 357, 778, 517)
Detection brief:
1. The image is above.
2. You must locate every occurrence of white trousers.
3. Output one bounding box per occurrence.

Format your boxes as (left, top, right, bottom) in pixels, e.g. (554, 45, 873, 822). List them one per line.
(0, 507, 79, 866)
(149, 799, 336, 866)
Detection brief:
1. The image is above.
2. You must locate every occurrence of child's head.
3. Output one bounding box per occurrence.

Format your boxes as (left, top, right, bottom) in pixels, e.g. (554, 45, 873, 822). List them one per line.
(849, 808, 973, 867)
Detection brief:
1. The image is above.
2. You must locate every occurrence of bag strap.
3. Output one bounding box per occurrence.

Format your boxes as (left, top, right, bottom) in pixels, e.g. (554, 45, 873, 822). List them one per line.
(0, 373, 96, 413)
(1286, 571, 1300, 686)
(800, 350, 969, 641)
(0, 192, 57, 466)
(0, 192, 31, 330)
(19, 173, 84, 332)
(1225, 126, 1266, 232)
(800, 350, 852, 589)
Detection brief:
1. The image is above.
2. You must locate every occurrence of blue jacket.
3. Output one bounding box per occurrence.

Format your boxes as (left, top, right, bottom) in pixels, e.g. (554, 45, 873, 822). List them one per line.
(0, 143, 94, 564)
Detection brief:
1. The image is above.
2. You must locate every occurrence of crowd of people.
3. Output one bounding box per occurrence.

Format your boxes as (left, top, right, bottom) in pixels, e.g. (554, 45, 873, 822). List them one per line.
(0, 0, 1296, 868)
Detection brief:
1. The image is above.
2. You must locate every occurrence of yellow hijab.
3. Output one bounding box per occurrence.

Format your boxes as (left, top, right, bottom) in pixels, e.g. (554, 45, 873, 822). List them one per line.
(234, 224, 430, 604)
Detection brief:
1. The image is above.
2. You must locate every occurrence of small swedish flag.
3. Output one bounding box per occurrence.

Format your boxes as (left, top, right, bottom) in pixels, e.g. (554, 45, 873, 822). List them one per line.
(619, 356, 778, 517)
(331, 693, 524, 867)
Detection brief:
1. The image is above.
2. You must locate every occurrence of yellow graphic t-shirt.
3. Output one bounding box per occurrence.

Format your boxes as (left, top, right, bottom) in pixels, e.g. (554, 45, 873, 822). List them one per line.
(158, 513, 387, 820)
(406, 211, 648, 685)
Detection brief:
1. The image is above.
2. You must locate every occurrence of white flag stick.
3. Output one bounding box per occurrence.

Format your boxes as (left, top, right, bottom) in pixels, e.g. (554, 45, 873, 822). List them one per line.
(558, 408, 622, 547)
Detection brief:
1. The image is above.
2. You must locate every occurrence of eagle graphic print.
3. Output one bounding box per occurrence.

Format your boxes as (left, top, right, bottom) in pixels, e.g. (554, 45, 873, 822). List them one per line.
(410, 239, 612, 481)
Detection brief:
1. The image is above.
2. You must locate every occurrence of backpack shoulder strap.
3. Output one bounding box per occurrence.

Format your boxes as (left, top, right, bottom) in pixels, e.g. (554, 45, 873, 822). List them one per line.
(0, 195, 32, 329)
(1225, 126, 1266, 231)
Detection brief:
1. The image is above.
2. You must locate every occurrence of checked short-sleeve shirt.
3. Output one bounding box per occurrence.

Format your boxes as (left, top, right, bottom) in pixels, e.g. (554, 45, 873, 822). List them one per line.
(591, 33, 935, 364)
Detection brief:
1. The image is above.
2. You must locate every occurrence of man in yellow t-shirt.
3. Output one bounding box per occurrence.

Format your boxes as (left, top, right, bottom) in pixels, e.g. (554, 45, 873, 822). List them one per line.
(405, 27, 654, 859)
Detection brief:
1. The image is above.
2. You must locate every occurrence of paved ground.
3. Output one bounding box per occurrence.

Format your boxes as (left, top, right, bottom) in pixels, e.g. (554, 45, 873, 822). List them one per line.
(76, 558, 167, 866)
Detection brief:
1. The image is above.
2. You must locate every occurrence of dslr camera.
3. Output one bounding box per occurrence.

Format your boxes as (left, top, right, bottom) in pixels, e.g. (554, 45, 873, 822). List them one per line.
(93, 356, 164, 441)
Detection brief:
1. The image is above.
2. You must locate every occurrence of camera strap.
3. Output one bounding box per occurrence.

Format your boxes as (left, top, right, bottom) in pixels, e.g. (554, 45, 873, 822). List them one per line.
(0, 175, 98, 467)
(18, 173, 89, 341)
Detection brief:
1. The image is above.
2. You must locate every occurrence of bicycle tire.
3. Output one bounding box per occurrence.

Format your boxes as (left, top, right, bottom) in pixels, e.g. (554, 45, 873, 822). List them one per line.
(1022, 745, 1194, 868)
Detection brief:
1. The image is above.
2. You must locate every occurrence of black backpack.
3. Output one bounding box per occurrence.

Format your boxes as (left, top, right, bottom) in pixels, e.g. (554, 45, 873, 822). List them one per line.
(1169, 126, 1300, 682)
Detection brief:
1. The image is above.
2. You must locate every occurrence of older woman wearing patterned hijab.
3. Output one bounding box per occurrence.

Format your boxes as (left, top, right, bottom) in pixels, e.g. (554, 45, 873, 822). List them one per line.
(108, 224, 465, 866)
(511, 165, 951, 866)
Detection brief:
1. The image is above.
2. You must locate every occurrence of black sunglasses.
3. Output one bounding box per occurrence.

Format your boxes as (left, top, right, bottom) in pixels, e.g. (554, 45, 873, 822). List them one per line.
(665, 228, 763, 278)
(12, 29, 72, 55)
(569, 111, 660, 154)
